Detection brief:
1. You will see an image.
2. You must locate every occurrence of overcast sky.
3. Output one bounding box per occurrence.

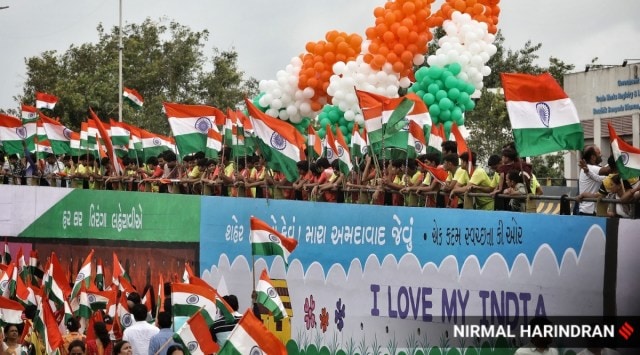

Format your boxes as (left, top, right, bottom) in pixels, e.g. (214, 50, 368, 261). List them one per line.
(1, 0, 638, 111)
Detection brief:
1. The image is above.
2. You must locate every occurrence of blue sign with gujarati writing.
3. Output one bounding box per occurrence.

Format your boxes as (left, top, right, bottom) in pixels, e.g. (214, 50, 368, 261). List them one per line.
(199, 197, 605, 272)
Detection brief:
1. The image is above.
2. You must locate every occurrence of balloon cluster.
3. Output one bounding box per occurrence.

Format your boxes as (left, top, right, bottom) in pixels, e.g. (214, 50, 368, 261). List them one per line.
(363, 0, 433, 78)
(427, 0, 500, 34)
(327, 55, 405, 125)
(315, 105, 353, 144)
(299, 31, 363, 112)
(426, 11, 497, 91)
(257, 56, 312, 124)
(410, 63, 475, 132)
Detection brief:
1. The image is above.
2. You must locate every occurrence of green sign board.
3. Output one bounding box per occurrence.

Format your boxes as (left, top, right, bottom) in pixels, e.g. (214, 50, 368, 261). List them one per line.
(20, 189, 200, 242)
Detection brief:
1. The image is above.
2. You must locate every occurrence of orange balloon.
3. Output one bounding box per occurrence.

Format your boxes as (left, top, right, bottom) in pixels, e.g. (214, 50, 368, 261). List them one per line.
(349, 35, 363, 48)
(314, 62, 324, 72)
(363, 53, 374, 63)
(392, 61, 404, 73)
(402, 1, 416, 14)
(393, 43, 405, 55)
(400, 50, 413, 63)
(376, 23, 387, 36)
(384, 12, 396, 25)
(337, 41, 350, 54)
(373, 54, 386, 68)
(298, 75, 307, 88)
(373, 6, 385, 17)
(383, 31, 395, 43)
(378, 45, 390, 56)
(397, 25, 409, 39)
(324, 52, 336, 63)
(307, 77, 318, 89)
(387, 52, 398, 63)
(336, 53, 347, 63)
(365, 27, 376, 40)
(311, 101, 323, 112)
(305, 42, 314, 52)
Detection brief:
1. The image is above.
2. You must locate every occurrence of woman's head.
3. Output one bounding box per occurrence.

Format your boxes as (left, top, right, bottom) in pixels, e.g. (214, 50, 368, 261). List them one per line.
(66, 316, 81, 332)
(166, 345, 185, 355)
(113, 340, 133, 355)
(68, 339, 86, 355)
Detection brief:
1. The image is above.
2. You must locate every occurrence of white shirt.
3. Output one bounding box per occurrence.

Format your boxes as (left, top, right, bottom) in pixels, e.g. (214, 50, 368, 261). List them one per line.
(122, 320, 159, 355)
(578, 164, 606, 214)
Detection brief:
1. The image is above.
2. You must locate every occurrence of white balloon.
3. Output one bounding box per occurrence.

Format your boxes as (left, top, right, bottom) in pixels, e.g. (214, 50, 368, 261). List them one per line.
(481, 66, 492, 76)
(413, 54, 425, 66)
(266, 108, 278, 117)
(399, 77, 412, 88)
(289, 114, 302, 124)
(271, 99, 283, 110)
(333, 61, 346, 75)
(355, 113, 364, 125)
(344, 110, 355, 121)
(303, 87, 315, 99)
(286, 105, 297, 116)
(278, 110, 289, 120)
(299, 102, 311, 115)
(386, 85, 398, 97)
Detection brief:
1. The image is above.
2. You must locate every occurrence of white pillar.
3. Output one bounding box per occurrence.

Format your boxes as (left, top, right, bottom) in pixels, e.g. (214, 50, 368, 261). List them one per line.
(593, 116, 602, 150)
(633, 113, 640, 147)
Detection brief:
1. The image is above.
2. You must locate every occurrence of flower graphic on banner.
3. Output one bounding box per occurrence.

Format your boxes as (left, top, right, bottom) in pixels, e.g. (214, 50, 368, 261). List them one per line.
(334, 298, 346, 332)
(319, 307, 329, 333)
(304, 295, 316, 330)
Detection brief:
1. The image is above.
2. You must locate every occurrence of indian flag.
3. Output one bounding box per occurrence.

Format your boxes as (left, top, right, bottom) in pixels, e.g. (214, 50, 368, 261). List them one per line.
(71, 249, 93, 300)
(408, 120, 427, 158)
(171, 282, 218, 324)
(70, 131, 81, 156)
(0, 296, 24, 324)
(87, 286, 114, 312)
(164, 102, 222, 157)
(326, 125, 353, 175)
(0, 113, 25, 155)
(112, 252, 130, 289)
(95, 257, 104, 291)
(36, 297, 63, 354)
(0, 262, 16, 297)
(307, 125, 323, 159)
(245, 98, 306, 182)
(140, 129, 175, 161)
(35, 91, 58, 110)
(123, 87, 144, 108)
(501, 72, 584, 157)
(206, 128, 222, 159)
(350, 123, 368, 160)
(249, 216, 298, 266)
(608, 122, 640, 179)
(173, 311, 220, 355)
(40, 113, 72, 155)
(218, 309, 287, 355)
(45, 252, 71, 306)
(109, 119, 130, 147)
(21, 104, 38, 121)
(356, 89, 384, 145)
(428, 123, 445, 153)
(255, 269, 288, 321)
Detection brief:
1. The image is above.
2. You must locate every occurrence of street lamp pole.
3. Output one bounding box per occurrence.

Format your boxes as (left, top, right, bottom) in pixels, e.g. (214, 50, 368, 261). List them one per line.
(118, 0, 123, 122)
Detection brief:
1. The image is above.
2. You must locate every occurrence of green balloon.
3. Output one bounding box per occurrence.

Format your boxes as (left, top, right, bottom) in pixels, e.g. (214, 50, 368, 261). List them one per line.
(428, 104, 441, 117)
(423, 93, 435, 106)
(431, 114, 440, 125)
(444, 75, 458, 90)
(347, 121, 354, 131)
(448, 88, 461, 100)
(443, 120, 454, 138)
(328, 110, 340, 123)
(464, 99, 476, 111)
(415, 66, 428, 82)
(435, 90, 447, 102)
(440, 109, 451, 121)
(439, 97, 453, 111)
(435, 79, 444, 89)
(427, 83, 440, 95)
(319, 118, 331, 128)
(427, 66, 443, 79)
(340, 125, 349, 136)
(464, 83, 476, 95)
(416, 90, 426, 98)
(451, 106, 463, 121)
(448, 62, 462, 76)
(454, 112, 465, 126)
(318, 128, 326, 139)
(459, 91, 470, 103)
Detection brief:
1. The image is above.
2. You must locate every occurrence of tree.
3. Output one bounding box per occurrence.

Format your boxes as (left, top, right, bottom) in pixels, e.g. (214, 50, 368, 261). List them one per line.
(17, 18, 258, 134)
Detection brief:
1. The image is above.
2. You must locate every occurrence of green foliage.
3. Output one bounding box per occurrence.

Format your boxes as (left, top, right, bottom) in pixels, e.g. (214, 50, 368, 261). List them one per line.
(306, 344, 320, 355)
(18, 18, 257, 135)
(530, 153, 565, 184)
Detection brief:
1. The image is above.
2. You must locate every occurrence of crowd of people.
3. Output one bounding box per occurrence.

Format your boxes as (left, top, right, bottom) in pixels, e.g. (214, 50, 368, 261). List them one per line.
(1, 140, 639, 216)
(0, 282, 251, 355)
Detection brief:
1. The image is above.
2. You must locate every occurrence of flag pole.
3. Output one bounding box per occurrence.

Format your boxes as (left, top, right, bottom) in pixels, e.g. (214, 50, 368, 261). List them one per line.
(118, 0, 123, 123)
